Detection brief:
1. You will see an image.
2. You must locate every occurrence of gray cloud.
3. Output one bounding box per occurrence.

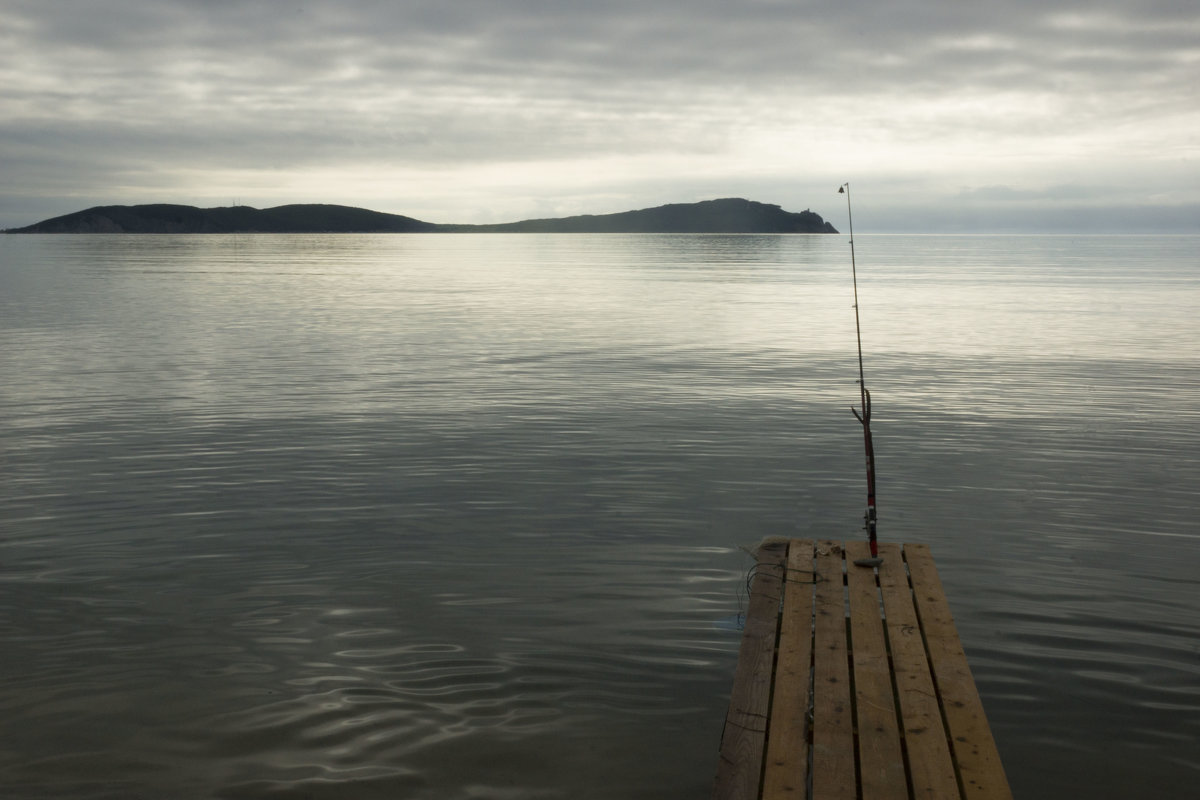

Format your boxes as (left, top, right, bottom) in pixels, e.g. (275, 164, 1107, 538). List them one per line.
(2, 0, 1197, 230)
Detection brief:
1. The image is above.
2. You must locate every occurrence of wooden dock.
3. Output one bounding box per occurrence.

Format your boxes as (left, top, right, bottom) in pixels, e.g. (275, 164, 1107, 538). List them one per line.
(713, 540, 1011, 800)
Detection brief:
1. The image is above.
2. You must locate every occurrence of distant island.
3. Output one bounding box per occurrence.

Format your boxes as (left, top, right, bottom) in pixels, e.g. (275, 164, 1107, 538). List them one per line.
(5, 198, 838, 234)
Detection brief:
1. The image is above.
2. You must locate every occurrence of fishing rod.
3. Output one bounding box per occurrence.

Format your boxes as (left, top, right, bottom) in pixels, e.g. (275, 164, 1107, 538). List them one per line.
(839, 183, 882, 568)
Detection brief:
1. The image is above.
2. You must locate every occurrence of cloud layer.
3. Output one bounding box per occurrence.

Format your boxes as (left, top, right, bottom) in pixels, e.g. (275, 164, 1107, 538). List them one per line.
(3, 0, 1197, 230)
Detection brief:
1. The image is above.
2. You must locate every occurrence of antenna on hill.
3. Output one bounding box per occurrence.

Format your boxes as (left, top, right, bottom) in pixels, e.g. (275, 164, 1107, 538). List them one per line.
(839, 183, 882, 569)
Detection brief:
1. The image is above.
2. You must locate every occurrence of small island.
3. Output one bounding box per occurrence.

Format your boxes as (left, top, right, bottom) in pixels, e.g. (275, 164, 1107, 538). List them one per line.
(6, 198, 838, 235)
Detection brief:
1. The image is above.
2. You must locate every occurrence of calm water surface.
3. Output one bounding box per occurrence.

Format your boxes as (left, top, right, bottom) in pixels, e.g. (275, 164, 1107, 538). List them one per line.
(1, 233, 1198, 799)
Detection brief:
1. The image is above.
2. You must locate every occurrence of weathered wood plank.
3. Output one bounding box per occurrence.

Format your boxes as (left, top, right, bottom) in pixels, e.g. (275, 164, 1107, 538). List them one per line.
(714, 541, 788, 800)
(846, 540, 909, 800)
(762, 539, 816, 800)
(811, 541, 855, 800)
(877, 542, 961, 800)
(905, 544, 1012, 800)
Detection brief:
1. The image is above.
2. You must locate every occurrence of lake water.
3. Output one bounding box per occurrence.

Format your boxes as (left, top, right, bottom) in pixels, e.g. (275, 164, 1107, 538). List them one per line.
(1, 232, 1197, 799)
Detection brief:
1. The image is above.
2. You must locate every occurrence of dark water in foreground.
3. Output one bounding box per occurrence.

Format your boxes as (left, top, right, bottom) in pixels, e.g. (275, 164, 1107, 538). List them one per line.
(1, 233, 1198, 799)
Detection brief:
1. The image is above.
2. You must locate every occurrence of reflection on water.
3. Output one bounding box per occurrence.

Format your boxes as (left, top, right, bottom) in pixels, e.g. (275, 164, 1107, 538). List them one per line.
(1, 233, 1198, 799)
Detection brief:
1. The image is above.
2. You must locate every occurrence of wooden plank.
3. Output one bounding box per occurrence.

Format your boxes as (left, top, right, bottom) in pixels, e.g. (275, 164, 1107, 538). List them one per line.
(905, 544, 1012, 800)
(762, 540, 816, 800)
(714, 540, 787, 800)
(877, 542, 961, 800)
(845, 540, 908, 800)
(810, 541, 855, 800)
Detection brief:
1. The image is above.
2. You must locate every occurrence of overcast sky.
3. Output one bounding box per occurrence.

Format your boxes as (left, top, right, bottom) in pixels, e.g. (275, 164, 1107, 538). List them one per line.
(3, 0, 1197, 231)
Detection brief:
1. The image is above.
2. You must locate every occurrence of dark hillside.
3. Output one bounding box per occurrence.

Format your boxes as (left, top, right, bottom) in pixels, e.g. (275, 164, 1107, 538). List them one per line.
(7, 198, 836, 234)
(8, 203, 436, 233)
(447, 198, 838, 233)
